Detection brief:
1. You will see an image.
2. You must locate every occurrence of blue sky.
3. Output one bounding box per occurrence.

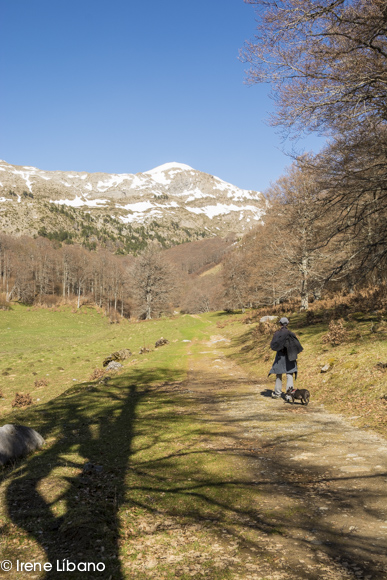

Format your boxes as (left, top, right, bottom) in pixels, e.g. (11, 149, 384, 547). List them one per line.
(0, 0, 323, 192)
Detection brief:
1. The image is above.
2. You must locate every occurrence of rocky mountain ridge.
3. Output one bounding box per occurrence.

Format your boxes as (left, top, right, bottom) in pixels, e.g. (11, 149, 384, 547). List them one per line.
(0, 160, 265, 250)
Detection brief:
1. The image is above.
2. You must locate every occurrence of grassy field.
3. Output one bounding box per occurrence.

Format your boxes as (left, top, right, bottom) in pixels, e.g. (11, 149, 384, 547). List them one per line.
(1, 307, 245, 579)
(0, 305, 386, 579)
(0, 304, 208, 413)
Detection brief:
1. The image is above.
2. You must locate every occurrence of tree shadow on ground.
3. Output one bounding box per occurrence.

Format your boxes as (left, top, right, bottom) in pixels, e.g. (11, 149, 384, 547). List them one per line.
(110, 370, 387, 579)
(1, 367, 387, 579)
(2, 367, 181, 579)
(211, 310, 243, 318)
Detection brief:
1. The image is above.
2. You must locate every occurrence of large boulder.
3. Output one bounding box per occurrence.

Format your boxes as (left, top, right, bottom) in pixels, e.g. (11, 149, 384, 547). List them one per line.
(103, 348, 132, 367)
(0, 424, 45, 466)
(105, 361, 123, 372)
(259, 316, 278, 323)
(116, 348, 132, 360)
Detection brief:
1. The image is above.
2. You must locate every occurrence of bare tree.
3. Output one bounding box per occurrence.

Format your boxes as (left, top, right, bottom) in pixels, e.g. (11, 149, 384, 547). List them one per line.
(222, 250, 255, 310)
(266, 161, 337, 309)
(242, 0, 387, 285)
(310, 126, 387, 279)
(0, 235, 14, 299)
(0, 233, 136, 312)
(242, 0, 387, 136)
(221, 160, 339, 309)
(131, 246, 179, 319)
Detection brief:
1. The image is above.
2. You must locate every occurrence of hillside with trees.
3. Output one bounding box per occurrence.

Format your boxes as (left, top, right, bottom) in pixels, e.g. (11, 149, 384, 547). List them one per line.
(221, 0, 387, 310)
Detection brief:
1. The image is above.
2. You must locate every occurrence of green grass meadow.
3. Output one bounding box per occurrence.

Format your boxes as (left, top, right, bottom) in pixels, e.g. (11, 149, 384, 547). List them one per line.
(0, 305, 209, 411)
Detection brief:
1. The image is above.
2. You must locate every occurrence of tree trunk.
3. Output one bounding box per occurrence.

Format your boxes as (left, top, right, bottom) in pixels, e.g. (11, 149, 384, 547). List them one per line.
(300, 257, 309, 311)
(146, 291, 152, 319)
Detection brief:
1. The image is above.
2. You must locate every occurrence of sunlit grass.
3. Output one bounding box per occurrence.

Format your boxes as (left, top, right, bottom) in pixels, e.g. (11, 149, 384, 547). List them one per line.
(213, 309, 387, 435)
(0, 306, 208, 414)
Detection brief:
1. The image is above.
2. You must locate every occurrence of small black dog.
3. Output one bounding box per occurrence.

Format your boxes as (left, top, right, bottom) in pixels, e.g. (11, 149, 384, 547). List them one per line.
(285, 387, 310, 405)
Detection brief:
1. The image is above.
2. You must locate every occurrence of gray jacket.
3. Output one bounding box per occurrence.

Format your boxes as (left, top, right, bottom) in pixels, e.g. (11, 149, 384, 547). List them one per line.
(268, 327, 303, 376)
(269, 350, 298, 376)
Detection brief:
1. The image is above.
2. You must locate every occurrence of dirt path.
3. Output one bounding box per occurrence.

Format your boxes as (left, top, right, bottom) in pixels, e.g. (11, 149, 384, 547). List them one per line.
(185, 335, 387, 580)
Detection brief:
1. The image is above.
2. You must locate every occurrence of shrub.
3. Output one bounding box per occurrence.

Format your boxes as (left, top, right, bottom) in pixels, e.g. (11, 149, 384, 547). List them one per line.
(139, 347, 151, 354)
(0, 296, 12, 311)
(322, 319, 348, 346)
(89, 368, 106, 381)
(12, 393, 33, 407)
(34, 378, 48, 388)
(256, 319, 278, 335)
(109, 310, 121, 324)
(38, 295, 60, 308)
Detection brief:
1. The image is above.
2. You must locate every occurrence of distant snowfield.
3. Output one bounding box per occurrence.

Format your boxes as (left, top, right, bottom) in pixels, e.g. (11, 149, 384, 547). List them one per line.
(0, 160, 259, 196)
(186, 203, 263, 219)
(145, 162, 194, 186)
(119, 201, 154, 213)
(146, 162, 194, 173)
(51, 196, 108, 208)
(119, 201, 264, 223)
(120, 209, 164, 224)
(118, 201, 180, 212)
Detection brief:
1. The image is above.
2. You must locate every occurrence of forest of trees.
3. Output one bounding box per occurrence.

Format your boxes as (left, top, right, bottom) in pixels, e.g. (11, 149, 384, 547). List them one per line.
(220, 0, 387, 310)
(0, 233, 227, 318)
(0, 235, 133, 315)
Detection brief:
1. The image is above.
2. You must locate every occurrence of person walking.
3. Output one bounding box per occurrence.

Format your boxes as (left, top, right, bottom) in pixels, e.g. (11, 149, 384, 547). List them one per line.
(268, 317, 303, 399)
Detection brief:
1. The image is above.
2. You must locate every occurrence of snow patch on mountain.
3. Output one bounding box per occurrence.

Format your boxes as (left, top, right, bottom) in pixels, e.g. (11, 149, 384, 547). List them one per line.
(144, 162, 194, 186)
(51, 197, 109, 208)
(120, 208, 163, 224)
(97, 175, 133, 191)
(120, 201, 154, 212)
(146, 162, 193, 174)
(186, 203, 263, 219)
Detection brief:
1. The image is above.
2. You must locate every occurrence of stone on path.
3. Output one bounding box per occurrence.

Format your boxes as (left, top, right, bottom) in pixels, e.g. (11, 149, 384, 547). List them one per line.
(0, 424, 45, 466)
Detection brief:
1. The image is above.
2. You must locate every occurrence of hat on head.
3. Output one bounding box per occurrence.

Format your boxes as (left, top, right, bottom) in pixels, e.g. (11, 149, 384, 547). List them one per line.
(279, 317, 289, 325)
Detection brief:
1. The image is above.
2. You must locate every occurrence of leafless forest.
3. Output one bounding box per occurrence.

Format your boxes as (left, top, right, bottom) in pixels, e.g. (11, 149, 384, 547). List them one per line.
(231, 0, 387, 310)
(0, 234, 229, 319)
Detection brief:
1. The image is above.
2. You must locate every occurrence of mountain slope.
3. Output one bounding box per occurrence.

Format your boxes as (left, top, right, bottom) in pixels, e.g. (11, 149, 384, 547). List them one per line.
(0, 160, 265, 249)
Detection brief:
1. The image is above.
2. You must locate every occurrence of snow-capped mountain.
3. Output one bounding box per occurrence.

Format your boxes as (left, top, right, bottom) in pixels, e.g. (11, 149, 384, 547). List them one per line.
(0, 160, 265, 247)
